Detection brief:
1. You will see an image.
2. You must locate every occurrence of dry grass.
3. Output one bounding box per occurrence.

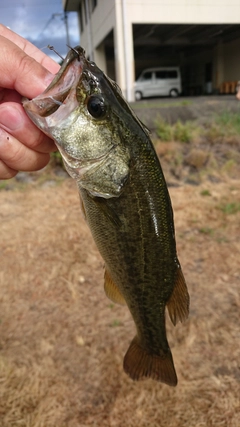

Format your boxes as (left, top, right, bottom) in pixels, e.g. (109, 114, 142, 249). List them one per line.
(0, 176, 239, 426)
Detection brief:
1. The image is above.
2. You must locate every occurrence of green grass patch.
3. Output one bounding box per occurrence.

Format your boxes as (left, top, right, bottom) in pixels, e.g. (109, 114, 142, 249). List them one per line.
(155, 117, 173, 141)
(154, 108, 240, 143)
(50, 151, 64, 167)
(108, 304, 115, 309)
(155, 117, 197, 142)
(219, 202, 240, 215)
(199, 227, 214, 235)
(174, 120, 194, 143)
(200, 189, 211, 196)
(110, 319, 121, 327)
(221, 159, 237, 175)
(216, 111, 240, 134)
(204, 111, 240, 140)
(216, 236, 229, 243)
(0, 181, 8, 190)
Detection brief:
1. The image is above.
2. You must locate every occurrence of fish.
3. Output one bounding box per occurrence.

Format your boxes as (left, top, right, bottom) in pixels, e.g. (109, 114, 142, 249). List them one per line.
(23, 46, 190, 386)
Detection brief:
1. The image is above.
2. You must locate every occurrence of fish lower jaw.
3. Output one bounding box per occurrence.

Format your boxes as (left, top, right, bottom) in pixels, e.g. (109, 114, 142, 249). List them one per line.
(56, 148, 86, 177)
(55, 145, 104, 181)
(63, 160, 92, 181)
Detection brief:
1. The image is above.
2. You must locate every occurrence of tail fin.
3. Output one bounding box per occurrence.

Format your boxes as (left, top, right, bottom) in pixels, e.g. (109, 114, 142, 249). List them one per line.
(123, 337, 177, 386)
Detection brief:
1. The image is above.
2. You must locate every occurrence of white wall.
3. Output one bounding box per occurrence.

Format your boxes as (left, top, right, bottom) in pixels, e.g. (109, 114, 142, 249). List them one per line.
(126, 0, 240, 24)
(77, 0, 115, 63)
(64, 1, 240, 99)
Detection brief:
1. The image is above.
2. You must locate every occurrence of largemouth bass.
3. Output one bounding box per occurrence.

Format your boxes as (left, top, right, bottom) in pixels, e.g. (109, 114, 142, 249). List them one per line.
(23, 46, 189, 386)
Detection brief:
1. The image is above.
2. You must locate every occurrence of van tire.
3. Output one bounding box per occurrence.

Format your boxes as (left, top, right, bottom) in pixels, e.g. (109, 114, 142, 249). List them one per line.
(169, 89, 179, 98)
(135, 91, 142, 101)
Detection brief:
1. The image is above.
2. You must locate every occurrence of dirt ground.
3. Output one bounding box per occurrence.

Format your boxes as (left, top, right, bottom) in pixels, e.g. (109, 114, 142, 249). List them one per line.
(0, 98, 240, 426)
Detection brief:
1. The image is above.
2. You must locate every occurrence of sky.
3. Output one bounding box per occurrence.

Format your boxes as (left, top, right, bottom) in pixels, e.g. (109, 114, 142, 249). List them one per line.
(0, 0, 80, 61)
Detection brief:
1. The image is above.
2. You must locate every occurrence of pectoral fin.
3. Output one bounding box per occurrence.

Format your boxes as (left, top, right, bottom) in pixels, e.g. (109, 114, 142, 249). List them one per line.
(93, 197, 122, 227)
(167, 265, 190, 326)
(104, 269, 126, 305)
(79, 192, 87, 221)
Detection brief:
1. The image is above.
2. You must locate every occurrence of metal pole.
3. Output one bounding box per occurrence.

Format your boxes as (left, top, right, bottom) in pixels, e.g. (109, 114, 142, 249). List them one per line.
(64, 12, 70, 47)
(122, 0, 132, 102)
(85, 0, 94, 60)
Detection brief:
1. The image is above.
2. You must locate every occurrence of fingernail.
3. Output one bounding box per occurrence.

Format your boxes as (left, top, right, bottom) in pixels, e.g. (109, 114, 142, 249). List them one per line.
(0, 106, 23, 131)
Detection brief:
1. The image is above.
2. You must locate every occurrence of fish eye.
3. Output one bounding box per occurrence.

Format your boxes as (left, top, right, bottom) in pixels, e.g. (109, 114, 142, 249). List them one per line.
(87, 95, 106, 119)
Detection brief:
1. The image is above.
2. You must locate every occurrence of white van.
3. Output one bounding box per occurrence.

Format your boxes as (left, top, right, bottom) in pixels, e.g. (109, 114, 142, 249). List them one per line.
(134, 67, 182, 100)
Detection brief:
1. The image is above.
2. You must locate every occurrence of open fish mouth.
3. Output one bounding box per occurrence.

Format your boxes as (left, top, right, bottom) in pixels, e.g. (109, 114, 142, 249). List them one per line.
(23, 45, 114, 178)
(23, 46, 85, 132)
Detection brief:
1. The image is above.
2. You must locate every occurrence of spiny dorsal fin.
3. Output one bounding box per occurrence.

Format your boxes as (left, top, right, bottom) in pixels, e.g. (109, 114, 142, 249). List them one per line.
(167, 265, 190, 326)
(123, 336, 178, 386)
(104, 269, 126, 305)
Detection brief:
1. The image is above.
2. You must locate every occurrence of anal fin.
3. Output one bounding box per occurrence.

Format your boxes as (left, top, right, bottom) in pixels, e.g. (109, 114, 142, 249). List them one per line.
(104, 269, 126, 305)
(123, 336, 177, 386)
(167, 265, 190, 326)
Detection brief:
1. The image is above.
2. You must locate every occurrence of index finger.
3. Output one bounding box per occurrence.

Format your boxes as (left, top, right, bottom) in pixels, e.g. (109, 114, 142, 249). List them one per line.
(0, 24, 59, 74)
(0, 36, 57, 99)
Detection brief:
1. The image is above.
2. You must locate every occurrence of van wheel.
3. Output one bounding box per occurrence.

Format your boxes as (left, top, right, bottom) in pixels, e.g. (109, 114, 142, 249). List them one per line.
(135, 91, 142, 101)
(169, 89, 179, 98)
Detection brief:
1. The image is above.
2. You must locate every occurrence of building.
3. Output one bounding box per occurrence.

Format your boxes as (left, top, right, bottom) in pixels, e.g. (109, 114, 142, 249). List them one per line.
(63, 0, 240, 101)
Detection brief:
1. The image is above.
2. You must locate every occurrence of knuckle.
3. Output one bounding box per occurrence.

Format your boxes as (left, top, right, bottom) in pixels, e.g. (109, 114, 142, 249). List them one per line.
(0, 160, 17, 179)
(6, 169, 18, 179)
(6, 137, 24, 164)
(18, 54, 36, 80)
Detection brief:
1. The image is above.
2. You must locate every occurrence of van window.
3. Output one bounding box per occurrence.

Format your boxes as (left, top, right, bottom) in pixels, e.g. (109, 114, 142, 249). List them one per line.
(142, 72, 152, 80)
(167, 70, 178, 78)
(156, 70, 178, 79)
(156, 71, 167, 79)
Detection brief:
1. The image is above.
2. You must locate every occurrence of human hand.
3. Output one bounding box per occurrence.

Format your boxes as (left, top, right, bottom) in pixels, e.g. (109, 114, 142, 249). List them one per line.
(236, 81, 240, 100)
(0, 24, 60, 179)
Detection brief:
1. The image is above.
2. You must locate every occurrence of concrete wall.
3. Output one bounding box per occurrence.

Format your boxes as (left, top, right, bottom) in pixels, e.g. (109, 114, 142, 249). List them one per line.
(126, 0, 240, 24)
(78, 0, 115, 64)
(64, 0, 240, 25)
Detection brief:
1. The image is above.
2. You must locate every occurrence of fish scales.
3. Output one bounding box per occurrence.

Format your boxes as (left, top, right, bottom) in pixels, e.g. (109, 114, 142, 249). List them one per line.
(79, 130, 177, 368)
(23, 46, 190, 386)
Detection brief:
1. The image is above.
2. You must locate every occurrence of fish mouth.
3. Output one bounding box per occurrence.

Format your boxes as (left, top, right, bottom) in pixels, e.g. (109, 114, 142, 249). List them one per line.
(23, 46, 86, 132)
